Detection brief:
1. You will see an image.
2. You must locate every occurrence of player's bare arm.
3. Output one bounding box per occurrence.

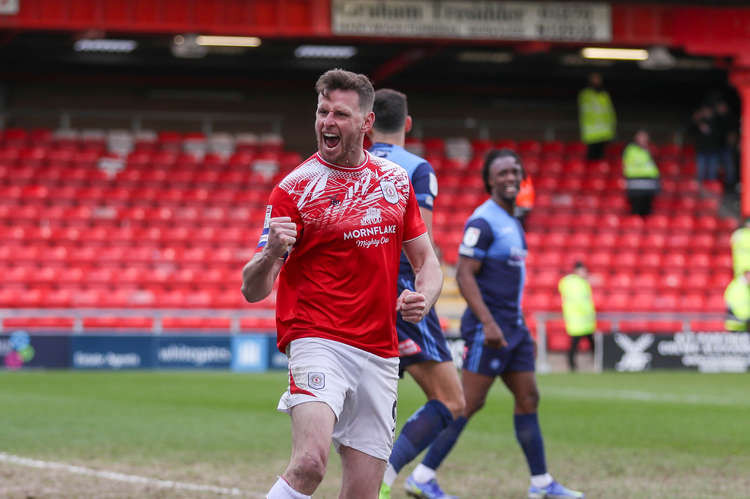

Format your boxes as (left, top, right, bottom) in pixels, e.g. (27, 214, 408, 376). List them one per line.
(400, 233, 442, 324)
(418, 206, 434, 245)
(456, 255, 508, 348)
(241, 216, 296, 302)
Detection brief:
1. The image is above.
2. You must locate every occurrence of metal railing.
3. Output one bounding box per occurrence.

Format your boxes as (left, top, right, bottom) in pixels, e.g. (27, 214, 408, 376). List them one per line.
(0, 308, 274, 335)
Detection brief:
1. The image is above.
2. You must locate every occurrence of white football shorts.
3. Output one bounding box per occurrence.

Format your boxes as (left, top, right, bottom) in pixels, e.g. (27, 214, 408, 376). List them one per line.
(277, 337, 399, 460)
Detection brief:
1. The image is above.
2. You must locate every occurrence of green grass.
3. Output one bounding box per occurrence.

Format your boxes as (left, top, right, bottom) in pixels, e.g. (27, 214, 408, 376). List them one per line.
(1, 370, 749, 498)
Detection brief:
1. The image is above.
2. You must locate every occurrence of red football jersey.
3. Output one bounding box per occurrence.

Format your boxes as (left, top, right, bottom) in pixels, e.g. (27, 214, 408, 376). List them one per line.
(256, 151, 427, 357)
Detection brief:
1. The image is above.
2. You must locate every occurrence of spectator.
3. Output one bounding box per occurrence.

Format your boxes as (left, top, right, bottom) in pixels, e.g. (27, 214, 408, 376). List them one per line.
(724, 270, 750, 331)
(731, 218, 750, 277)
(578, 72, 616, 161)
(713, 99, 739, 192)
(622, 129, 660, 217)
(558, 261, 596, 372)
(691, 104, 722, 183)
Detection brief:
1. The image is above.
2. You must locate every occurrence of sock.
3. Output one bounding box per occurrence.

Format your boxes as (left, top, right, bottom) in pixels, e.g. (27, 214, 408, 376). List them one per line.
(411, 463, 436, 483)
(267, 477, 311, 499)
(514, 413, 547, 476)
(531, 473, 553, 488)
(421, 415, 468, 471)
(382, 463, 398, 487)
(388, 400, 453, 473)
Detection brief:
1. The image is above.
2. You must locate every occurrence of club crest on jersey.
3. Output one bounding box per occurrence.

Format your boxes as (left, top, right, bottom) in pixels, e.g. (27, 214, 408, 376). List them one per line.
(308, 372, 325, 390)
(463, 227, 481, 247)
(380, 179, 399, 204)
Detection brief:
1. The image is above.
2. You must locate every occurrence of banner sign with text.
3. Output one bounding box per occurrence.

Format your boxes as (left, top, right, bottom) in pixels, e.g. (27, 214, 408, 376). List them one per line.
(71, 335, 154, 370)
(602, 331, 750, 373)
(332, 1, 611, 42)
(0, 0, 18, 15)
(156, 336, 232, 369)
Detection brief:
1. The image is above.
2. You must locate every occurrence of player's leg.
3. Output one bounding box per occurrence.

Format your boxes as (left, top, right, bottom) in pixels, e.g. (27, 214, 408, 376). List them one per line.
(585, 333, 596, 361)
(271, 338, 352, 498)
(502, 368, 583, 498)
(382, 308, 462, 496)
(340, 446, 387, 498)
(383, 361, 462, 495)
(501, 370, 546, 471)
(333, 347, 398, 498)
(268, 401, 335, 497)
(404, 369, 494, 497)
(408, 360, 465, 417)
(567, 335, 581, 371)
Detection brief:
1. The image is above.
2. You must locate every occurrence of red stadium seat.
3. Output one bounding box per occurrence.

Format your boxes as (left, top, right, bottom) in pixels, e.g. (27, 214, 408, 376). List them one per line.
(689, 319, 725, 331)
(162, 317, 231, 330)
(602, 292, 630, 312)
(564, 141, 587, 157)
(83, 317, 154, 330)
(517, 140, 542, 156)
(240, 316, 277, 331)
(645, 320, 682, 333)
(703, 294, 727, 314)
(678, 293, 705, 313)
(639, 251, 662, 269)
(653, 292, 679, 312)
(495, 139, 517, 150)
(2, 317, 75, 330)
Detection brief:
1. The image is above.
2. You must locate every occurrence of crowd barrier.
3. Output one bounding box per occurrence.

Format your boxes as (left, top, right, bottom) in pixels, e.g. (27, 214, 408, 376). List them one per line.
(0, 331, 288, 371)
(599, 331, 750, 373)
(3, 329, 749, 373)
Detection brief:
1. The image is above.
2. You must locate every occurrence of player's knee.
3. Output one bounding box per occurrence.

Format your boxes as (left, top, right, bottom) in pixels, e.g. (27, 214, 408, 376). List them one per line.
(288, 451, 327, 487)
(444, 395, 465, 419)
(516, 389, 540, 412)
(464, 397, 485, 418)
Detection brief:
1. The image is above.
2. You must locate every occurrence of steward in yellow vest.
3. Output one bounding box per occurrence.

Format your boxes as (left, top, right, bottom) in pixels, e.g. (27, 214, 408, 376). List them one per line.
(724, 272, 750, 331)
(558, 262, 596, 371)
(623, 129, 660, 217)
(730, 219, 750, 277)
(578, 72, 616, 161)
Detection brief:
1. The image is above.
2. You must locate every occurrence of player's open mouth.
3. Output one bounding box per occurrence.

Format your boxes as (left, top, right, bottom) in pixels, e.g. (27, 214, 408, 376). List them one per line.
(323, 133, 340, 148)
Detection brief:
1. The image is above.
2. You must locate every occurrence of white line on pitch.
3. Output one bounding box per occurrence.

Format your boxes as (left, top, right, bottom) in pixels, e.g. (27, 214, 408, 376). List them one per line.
(0, 452, 265, 498)
(543, 386, 749, 406)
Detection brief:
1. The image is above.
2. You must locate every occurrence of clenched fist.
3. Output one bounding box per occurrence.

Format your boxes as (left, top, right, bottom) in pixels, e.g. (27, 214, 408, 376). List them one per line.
(396, 289, 428, 324)
(265, 216, 297, 258)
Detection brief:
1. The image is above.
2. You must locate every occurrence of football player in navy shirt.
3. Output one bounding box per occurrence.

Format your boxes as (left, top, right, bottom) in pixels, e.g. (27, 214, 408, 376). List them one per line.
(419, 149, 584, 499)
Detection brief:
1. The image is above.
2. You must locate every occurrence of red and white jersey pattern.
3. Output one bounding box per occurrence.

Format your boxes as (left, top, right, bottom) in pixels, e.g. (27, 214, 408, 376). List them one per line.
(256, 151, 427, 358)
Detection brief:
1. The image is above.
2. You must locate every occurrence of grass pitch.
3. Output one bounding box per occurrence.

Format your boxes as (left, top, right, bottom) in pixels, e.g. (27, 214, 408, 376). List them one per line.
(0, 370, 748, 498)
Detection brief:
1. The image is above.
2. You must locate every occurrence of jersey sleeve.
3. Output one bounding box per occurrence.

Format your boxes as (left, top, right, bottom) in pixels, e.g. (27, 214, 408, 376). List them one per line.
(255, 186, 302, 253)
(410, 162, 438, 210)
(458, 217, 493, 260)
(403, 181, 427, 242)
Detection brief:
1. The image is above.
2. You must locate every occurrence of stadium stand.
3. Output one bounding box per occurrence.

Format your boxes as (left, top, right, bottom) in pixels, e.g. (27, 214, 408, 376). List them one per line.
(0, 128, 735, 349)
(421, 137, 734, 348)
(0, 127, 294, 331)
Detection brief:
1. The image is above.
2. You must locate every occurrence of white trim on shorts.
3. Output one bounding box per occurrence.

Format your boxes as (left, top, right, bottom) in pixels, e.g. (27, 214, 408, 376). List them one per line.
(277, 337, 399, 460)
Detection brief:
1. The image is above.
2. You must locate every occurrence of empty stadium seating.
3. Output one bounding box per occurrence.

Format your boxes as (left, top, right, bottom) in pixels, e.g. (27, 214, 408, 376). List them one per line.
(0, 128, 288, 330)
(0, 128, 735, 347)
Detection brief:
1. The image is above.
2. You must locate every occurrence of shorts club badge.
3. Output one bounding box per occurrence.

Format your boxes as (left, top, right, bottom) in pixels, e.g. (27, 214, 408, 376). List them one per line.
(308, 372, 325, 390)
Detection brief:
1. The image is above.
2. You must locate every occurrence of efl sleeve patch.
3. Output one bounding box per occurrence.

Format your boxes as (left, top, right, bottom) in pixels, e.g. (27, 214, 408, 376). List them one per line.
(463, 226, 481, 247)
(428, 172, 438, 197)
(257, 205, 272, 248)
